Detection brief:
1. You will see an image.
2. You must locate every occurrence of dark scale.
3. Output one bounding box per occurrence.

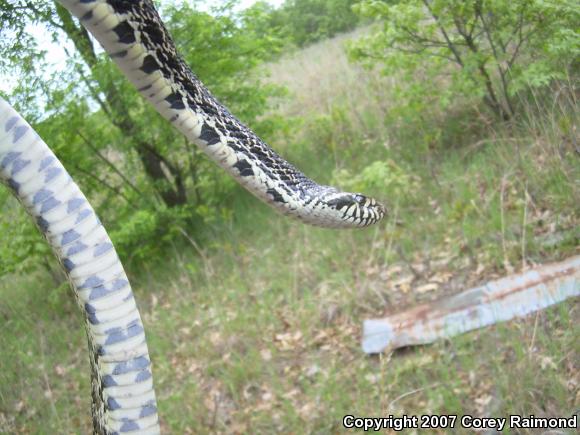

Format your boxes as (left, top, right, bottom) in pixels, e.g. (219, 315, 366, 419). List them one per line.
(215, 123, 228, 136)
(142, 22, 164, 45)
(140, 55, 160, 74)
(36, 216, 50, 233)
(233, 159, 254, 177)
(165, 92, 185, 110)
(106, 0, 135, 15)
(199, 123, 220, 145)
(140, 403, 157, 418)
(139, 29, 152, 49)
(266, 188, 286, 204)
(226, 140, 244, 153)
(112, 21, 136, 44)
(4, 178, 19, 192)
(120, 420, 140, 432)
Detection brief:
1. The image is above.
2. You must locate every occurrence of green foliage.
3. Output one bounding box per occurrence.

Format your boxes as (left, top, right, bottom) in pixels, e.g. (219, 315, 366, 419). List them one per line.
(165, 2, 286, 127)
(0, 2, 288, 276)
(350, 0, 579, 120)
(0, 193, 51, 275)
(249, 0, 361, 47)
(333, 159, 419, 199)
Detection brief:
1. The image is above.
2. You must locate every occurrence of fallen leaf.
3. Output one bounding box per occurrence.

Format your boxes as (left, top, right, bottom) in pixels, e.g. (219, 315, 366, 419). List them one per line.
(539, 356, 557, 370)
(416, 283, 438, 293)
(55, 364, 66, 377)
(431, 272, 453, 284)
(260, 349, 272, 362)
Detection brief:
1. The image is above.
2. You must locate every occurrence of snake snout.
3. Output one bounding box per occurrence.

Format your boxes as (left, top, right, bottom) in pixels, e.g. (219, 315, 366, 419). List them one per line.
(353, 193, 387, 226)
(325, 192, 386, 227)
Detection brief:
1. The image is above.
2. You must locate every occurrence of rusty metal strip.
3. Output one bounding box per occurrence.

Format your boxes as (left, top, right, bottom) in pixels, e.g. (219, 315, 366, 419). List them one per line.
(362, 256, 580, 353)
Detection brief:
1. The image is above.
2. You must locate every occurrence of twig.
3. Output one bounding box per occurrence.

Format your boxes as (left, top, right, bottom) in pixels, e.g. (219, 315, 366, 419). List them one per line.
(72, 164, 136, 207)
(388, 383, 441, 411)
(176, 226, 214, 280)
(528, 310, 540, 357)
(421, 0, 465, 67)
(521, 184, 529, 270)
(500, 174, 512, 272)
(76, 130, 145, 199)
(39, 333, 61, 426)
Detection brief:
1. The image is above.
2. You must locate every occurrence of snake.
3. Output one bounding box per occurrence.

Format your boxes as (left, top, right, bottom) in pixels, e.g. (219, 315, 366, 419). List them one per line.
(0, 0, 386, 433)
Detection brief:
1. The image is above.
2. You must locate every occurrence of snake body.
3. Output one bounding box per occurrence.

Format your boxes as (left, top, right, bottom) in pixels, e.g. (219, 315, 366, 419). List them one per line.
(1, 0, 385, 433)
(0, 98, 158, 433)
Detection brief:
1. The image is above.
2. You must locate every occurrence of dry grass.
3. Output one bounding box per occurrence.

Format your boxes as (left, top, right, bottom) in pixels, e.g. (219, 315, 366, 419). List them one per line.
(266, 28, 392, 118)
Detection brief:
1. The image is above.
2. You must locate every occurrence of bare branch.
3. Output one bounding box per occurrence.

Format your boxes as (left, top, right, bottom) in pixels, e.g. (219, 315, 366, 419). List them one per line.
(476, 6, 515, 116)
(76, 130, 146, 199)
(421, 0, 465, 66)
(72, 164, 137, 207)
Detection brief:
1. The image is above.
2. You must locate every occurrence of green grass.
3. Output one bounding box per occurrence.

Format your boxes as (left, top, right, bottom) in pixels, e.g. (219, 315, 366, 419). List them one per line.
(1, 30, 579, 433)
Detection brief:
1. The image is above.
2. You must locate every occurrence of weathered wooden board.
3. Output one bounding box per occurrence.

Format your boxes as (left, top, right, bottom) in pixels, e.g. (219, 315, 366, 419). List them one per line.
(362, 256, 580, 353)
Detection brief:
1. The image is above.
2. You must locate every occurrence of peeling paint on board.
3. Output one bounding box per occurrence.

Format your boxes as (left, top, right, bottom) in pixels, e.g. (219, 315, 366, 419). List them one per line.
(362, 256, 580, 354)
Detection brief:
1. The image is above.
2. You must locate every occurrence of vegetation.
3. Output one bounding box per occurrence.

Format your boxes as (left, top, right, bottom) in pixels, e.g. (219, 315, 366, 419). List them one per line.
(0, 0, 578, 433)
(0, 1, 287, 272)
(350, 0, 579, 120)
(248, 0, 362, 47)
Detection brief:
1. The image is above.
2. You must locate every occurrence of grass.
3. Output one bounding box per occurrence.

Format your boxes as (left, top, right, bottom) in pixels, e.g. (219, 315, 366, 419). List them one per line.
(1, 29, 579, 433)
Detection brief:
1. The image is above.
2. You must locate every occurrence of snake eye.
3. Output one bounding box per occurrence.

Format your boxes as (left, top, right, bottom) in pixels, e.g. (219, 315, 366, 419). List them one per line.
(354, 194, 366, 205)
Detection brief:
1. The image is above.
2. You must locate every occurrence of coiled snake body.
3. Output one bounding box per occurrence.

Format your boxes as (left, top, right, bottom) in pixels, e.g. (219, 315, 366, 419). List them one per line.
(0, 1, 385, 433)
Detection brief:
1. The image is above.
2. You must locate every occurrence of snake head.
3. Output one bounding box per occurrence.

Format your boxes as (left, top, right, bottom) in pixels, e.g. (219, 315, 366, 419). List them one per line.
(323, 191, 386, 228)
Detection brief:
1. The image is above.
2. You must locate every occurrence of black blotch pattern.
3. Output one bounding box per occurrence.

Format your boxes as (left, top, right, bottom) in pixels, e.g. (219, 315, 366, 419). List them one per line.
(7, 179, 20, 193)
(143, 23, 164, 45)
(140, 55, 160, 74)
(36, 216, 49, 233)
(267, 188, 286, 203)
(85, 303, 99, 325)
(135, 370, 152, 382)
(227, 140, 244, 153)
(120, 420, 139, 432)
(107, 397, 121, 411)
(112, 21, 136, 44)
(165, 93, 185, 110)
(112, 356, 150, 375)
(140, 403, 157, 418)
(199, 123, 220, 145)
(326, 196, 353, 210)
(63, 258, 75, 272)
(102, 375, 117, 388)
(107, 0, 134, 14)
(233, 159, 254, 177)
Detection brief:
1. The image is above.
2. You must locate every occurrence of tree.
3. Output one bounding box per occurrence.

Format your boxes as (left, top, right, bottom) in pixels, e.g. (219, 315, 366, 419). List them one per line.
(350, 0, 579, 120)
(253, 0, 361, 47)
(0, 1, 285, 272)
